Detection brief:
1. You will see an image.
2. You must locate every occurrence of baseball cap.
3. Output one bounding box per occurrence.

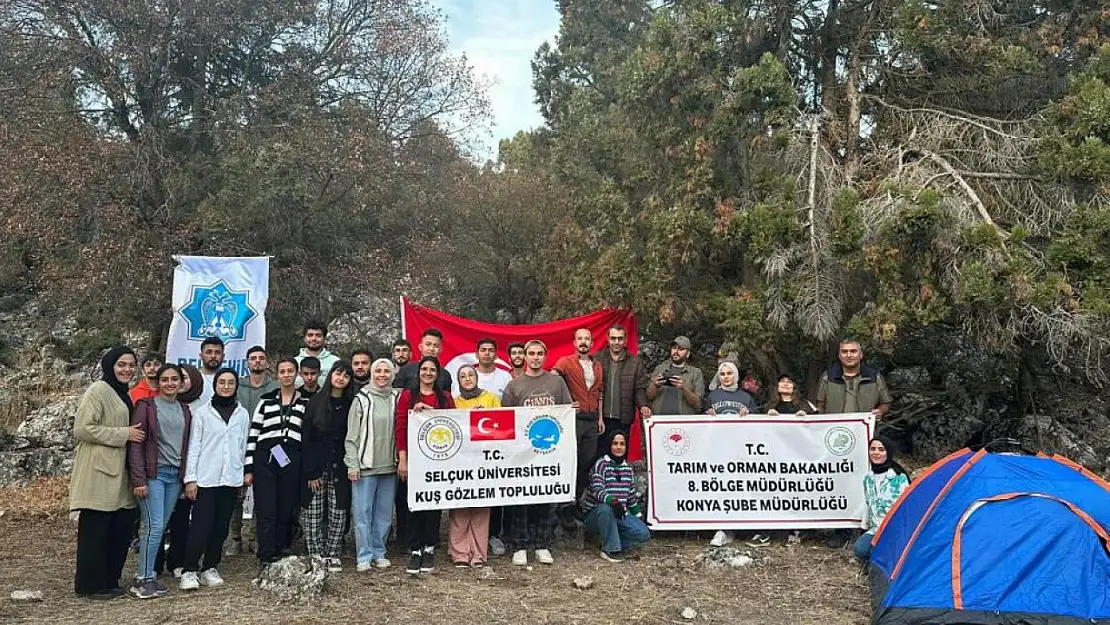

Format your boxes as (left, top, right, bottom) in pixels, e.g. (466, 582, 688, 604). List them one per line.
(672, 336, 692, 350)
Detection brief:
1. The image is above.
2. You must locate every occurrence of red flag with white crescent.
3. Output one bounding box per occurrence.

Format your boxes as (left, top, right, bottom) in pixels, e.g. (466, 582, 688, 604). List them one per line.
(400, 297, 639, 374)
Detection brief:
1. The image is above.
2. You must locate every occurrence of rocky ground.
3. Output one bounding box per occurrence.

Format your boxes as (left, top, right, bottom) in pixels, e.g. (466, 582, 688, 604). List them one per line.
(0, 479, 869, 625)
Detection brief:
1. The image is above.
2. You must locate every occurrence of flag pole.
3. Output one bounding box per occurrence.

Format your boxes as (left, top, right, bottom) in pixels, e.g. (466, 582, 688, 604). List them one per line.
(399, 294, 407, 341)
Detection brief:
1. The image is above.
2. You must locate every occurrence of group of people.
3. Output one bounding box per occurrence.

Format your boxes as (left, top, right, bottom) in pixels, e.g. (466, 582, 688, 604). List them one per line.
(68, 321, 902, 601)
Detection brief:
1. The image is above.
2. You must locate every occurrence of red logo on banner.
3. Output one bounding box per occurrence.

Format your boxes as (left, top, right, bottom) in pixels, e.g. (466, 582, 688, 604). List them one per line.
(470, 409, 516, 441)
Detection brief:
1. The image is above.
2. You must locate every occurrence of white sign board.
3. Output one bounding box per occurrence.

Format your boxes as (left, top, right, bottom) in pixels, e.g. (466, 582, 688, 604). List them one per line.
(646, 414, 874, 530)
(167, 256, 269, 376)
(407, 405, 577, 511)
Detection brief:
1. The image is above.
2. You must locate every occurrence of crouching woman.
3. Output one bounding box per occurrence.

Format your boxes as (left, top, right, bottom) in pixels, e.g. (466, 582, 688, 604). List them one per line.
(853, 436, 909, 561)
(582, 432, 650, 562)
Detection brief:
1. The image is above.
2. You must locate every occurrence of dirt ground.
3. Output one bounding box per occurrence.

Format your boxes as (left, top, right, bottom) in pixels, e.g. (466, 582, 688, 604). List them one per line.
(0, 479, 871, 625)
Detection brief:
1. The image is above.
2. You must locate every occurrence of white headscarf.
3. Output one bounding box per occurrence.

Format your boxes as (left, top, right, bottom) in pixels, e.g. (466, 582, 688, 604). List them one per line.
(713, 362, 740, 392)
(368, 358, 396, 392)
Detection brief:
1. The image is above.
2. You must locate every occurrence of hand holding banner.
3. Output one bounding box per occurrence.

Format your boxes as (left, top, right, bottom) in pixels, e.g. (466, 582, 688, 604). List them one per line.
(407, 405, 577, 511)
(645, 414, 874, 530)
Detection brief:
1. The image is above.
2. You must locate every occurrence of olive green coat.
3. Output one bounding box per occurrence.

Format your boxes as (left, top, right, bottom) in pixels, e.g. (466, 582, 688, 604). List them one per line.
(68, 381, 135, 511)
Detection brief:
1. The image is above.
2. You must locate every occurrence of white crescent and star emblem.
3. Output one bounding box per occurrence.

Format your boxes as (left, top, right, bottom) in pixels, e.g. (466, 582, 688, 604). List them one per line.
(477, 417, 495, 434)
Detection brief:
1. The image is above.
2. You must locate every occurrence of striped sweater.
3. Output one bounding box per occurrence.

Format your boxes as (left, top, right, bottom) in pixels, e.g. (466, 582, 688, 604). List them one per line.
(245, 388, 309, 472)
(582, 455, 640, 512)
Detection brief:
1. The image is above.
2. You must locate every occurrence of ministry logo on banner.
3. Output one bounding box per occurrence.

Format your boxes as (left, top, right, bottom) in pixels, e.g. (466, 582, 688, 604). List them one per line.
(167, 256, 269, 376)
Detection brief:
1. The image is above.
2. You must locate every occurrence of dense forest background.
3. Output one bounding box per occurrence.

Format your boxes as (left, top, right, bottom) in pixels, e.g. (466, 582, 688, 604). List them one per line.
(2, 1, 1109, 454)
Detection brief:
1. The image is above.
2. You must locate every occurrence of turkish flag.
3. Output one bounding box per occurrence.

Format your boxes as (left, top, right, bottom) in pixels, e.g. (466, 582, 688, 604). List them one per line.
(400, 297, 639, 378)
(470, 409, 516, 441)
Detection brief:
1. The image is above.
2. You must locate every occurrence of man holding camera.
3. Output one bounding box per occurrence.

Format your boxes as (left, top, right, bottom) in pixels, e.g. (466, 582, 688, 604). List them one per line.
(647, 336, 705, 415)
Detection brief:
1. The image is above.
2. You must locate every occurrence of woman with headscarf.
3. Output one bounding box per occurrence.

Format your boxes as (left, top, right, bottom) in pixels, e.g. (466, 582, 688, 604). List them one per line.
(177, 368, 250, 591)
(70, 347, 146, 600)
(127, 364, 192, 599)
(704, 362, 760, 548)
(301, 360, 356, 571)
(582, 431, 649, 562)
(447, 365, 498, 567)
(395, 356, 455, 575)
(703, 362, 758, 416)
(154, 363, 203, 578)
(854, 436, 910, 560)
(345, 358, 401, 571)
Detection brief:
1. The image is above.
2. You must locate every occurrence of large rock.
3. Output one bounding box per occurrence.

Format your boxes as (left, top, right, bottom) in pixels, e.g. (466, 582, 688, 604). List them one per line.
(253, 555, 328, 603)
(0, 447, 73, 488)
(1017, 415, 1102, 470)
(15, 395, 80, 450)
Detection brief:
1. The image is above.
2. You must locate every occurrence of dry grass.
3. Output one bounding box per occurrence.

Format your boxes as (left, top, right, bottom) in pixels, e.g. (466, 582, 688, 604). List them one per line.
(0, 481, 870, 625)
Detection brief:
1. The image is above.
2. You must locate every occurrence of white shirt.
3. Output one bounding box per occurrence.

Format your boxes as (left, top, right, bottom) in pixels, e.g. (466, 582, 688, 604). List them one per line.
(197, 373, 215, 407)
(476, 368, 513, 398)
(184, 402, 251, 488)
(580, 358, 596, 389)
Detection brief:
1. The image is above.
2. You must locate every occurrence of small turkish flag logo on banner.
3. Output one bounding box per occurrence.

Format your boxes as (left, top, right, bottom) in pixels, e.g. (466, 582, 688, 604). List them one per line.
(470, 409, 516, 441)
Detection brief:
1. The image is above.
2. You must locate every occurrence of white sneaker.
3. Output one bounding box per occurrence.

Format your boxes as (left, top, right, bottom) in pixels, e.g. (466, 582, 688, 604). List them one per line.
(511, 549, 527, 566)
(199, 568, 224, 586)
(373, 558, 392, 569)
(710, 530, 735, 547)
(179, 571, 200, 591)
(326, 558, 342, 572)
(535, 549, 554, 565)
(172, 567, 184, 579)
(356, 562, 373, 572)
(489, 536, 506, 556)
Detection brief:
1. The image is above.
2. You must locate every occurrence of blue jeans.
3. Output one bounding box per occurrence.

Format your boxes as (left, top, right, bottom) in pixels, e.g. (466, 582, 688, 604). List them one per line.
(135, 466, 182, 581)
(585, 504, 650, 554)
(853, 532, 874, 560)
(351, 474, 397, 564)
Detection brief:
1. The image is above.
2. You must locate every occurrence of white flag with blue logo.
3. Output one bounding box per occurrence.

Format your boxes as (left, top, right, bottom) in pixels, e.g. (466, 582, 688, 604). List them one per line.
(167, 256, 269, 376)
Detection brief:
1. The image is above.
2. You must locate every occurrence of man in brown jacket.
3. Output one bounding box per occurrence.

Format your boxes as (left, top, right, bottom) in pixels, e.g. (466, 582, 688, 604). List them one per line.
(552, 328, 605, 513)
(597, 325, 651, 459)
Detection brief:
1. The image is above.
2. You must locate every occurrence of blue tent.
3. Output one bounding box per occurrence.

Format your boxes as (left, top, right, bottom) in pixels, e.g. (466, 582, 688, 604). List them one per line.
(870, 450, 1110, 624)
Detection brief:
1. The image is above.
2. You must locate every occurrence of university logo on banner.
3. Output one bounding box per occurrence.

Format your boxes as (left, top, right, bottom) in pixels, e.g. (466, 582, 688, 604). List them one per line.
(167, 256, 270, 376)
(408, 405, 576, 511)
(178, 281, 257, 341)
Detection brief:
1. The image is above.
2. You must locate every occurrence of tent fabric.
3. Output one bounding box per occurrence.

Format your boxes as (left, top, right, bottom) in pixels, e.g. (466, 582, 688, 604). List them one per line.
(872, 451, 1110, 625)
(870, 448, 975, 577)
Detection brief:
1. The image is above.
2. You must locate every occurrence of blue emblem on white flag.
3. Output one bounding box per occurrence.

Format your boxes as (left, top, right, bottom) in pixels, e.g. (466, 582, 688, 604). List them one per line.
(178, 281, 257, 342)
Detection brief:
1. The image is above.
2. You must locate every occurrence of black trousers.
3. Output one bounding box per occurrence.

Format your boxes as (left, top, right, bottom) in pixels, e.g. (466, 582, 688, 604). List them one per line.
(253, 446, 302, 562)
(394, 478, 410, 543)
(507, 504, 554, 550)
(155, 498, 192, 574)
(74, 507, 135, 595)
(184, 487, 237, 572)
(407, 509, 441, 552)
(575, 413, 600, 502)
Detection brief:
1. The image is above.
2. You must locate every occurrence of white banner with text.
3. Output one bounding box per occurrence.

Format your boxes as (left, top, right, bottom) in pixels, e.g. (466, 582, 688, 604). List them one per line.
(167, 256, 269, 376)
(407, 405, 577, 511)
(646, 414, 874, 530)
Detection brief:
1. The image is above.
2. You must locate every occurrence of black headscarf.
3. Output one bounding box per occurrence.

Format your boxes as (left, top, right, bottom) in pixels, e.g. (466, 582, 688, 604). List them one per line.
(100, 347, 136, 412)
(608, 430, 629, 466)
(211, 368, 240, 408)
(177, 364, 204, 404)
(870, 435, 909, 476)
